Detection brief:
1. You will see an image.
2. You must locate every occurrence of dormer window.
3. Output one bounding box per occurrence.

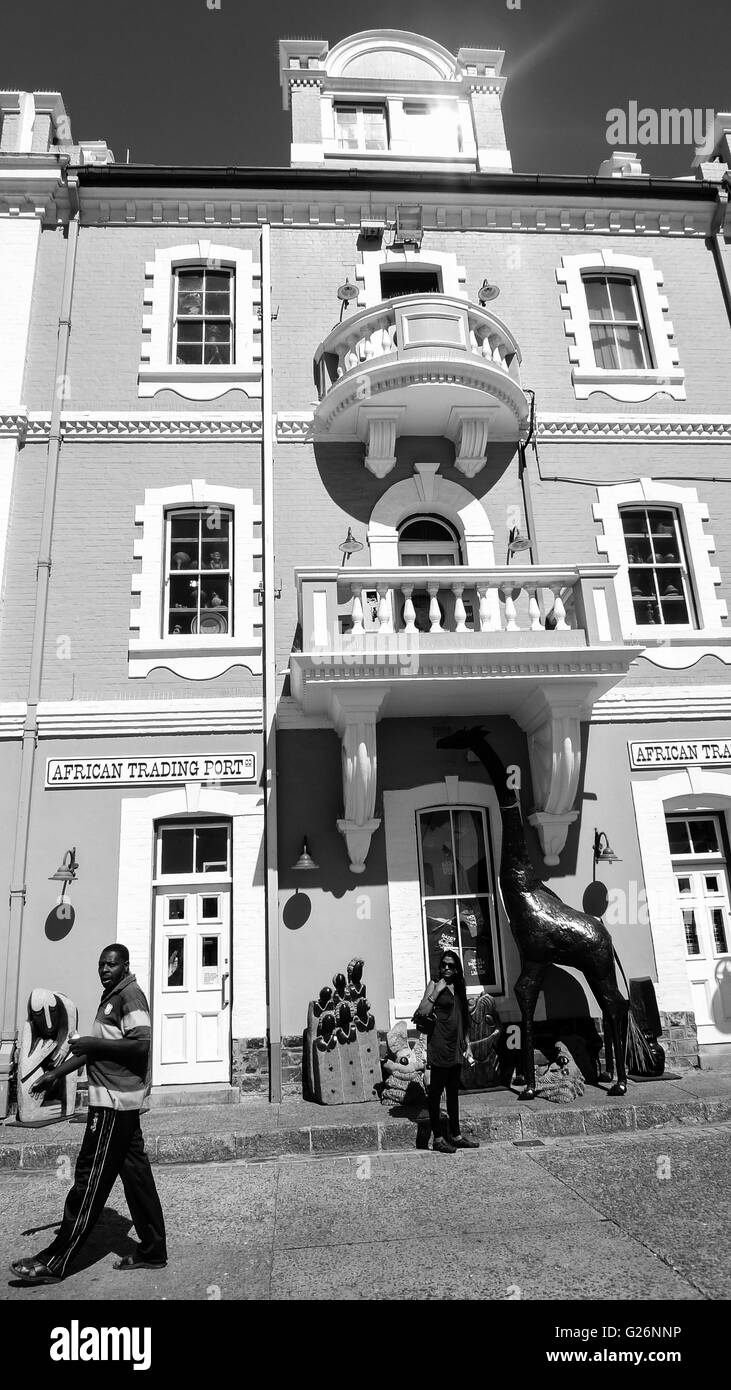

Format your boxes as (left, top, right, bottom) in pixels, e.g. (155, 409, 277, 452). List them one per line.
(334, 103, 388, 151)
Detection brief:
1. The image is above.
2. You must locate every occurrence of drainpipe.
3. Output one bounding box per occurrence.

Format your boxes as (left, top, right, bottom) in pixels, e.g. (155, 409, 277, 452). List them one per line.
(260, 223, 282, 1103)
(1, 174, 80, 1117)
(518, 388, 539, 564)
(711, 182, 731, 326)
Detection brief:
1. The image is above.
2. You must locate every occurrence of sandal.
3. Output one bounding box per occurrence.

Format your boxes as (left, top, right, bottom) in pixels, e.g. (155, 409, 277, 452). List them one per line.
(9, 1258, 60, 1285)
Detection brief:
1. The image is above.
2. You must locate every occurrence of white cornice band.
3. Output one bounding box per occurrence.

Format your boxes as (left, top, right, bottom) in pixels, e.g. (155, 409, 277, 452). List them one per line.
(0, 699, 263, 740)
(1, 687, 729, 738)
(3, 411, 731, 444)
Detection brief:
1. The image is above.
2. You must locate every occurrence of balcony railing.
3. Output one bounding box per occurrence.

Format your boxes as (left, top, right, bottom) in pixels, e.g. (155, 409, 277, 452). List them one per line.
(314, 295, 522, 400)
(295, 564, 626, 650)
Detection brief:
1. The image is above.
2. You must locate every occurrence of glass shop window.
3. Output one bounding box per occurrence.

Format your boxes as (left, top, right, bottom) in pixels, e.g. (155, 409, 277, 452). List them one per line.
(417, 806, 502, 991)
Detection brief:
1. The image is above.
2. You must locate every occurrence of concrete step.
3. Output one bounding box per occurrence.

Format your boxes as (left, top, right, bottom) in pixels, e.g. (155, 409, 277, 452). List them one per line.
(147, 1083, 239, 1109)
(699, 1044, 731, 1072)
(1, 1085, 730, 1172)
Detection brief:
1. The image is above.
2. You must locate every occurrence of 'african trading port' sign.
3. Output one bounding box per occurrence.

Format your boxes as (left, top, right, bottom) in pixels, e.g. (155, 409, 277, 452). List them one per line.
(628, 740, 731, 769)
(45, 753, 256, 788)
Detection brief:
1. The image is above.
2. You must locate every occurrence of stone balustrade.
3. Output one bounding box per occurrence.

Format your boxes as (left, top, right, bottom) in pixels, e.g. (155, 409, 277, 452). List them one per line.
(314, 294, 521, 398)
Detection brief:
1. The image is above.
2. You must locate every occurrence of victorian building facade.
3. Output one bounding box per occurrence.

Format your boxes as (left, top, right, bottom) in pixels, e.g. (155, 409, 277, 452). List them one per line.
(1, 31, 730, 1111)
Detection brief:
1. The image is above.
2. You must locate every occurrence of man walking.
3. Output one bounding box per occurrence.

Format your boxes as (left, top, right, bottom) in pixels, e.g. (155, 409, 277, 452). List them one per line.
(10, 944, 167, 1285)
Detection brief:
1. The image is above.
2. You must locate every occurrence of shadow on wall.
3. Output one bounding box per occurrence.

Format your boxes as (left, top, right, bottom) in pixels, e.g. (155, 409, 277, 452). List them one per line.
(310, 436, 518, 522)
(278, 728, 388, 908)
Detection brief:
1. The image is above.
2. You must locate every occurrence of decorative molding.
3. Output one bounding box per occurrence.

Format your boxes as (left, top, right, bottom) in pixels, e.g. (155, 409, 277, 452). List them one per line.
(16, 410, 727, 444)
(361, 410, 400, 477)
(139, 242, 261, 401)
(0, 412, 28, 441)
(130, 479, 263, 679)
(537, 414, 731, 442)
(451, 409, 492, 476)
(78, 194, 711, 239)
(556, 249, 685, 403)
(515, 688, 587, 864)
(329, 686, 389, 873)
(0, 704, 26, 739)
(367, 465, 496, 571)
(0, 700, 263, 739)
(276, 412, 314, 440)
(357, 246, 466, 309)
(591, 684, 731, 722)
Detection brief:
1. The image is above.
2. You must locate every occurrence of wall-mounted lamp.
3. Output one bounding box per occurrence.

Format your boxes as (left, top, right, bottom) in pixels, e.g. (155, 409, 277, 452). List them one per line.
(292, 839, 319, 871)
(338, 527, 364, 564)
(478, 278, 500, 304)
(593, 830, 620, 871)
(506, 525, 532, 563)
(49, 848, 79, 899)
(336, 277, 359, 319)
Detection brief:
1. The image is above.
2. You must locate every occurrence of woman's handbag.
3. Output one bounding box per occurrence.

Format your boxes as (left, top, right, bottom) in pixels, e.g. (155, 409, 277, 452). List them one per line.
(411, 999, 436, 1036)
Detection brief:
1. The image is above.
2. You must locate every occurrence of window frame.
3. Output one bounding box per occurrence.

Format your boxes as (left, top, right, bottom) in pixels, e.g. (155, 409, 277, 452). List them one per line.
(583, 272, 653, 371)
(172, 265, 235, 368)
(163, 506, 234, 639)
(139, 241, 261, 401)
(594, 478, 726, 643)
(620, 504, 696, 630)
(415, 803, 503, 995)
(556, 250, 685, 402)
(130, 480, 262, 679)
(333, 102, 389, 152)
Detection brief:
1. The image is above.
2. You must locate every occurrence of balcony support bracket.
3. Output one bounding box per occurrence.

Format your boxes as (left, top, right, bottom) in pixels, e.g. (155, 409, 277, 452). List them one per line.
(516, 686, 594, 866)
(450, 408, 494, 477)
(330, 686, 390, 873)
(359, 409, 402, 479)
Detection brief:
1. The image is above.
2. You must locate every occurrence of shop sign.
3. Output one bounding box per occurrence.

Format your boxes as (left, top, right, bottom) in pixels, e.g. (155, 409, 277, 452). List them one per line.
(629, 739, 731, 769)
(45, 753, 256, 788)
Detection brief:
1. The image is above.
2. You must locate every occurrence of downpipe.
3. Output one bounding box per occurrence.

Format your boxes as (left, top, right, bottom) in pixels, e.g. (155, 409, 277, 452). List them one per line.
(1, 175, 80, 1117)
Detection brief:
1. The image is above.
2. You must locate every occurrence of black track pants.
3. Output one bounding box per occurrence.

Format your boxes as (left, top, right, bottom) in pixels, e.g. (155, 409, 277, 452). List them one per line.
(36, 1106, 167, 1278)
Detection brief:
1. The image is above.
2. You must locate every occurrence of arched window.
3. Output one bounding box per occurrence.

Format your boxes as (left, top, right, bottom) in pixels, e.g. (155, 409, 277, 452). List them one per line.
(397, 515, 462, 566)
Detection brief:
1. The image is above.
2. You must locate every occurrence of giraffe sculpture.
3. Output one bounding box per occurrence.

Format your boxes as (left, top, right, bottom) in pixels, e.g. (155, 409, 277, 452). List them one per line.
(436, 727, 628, 1098)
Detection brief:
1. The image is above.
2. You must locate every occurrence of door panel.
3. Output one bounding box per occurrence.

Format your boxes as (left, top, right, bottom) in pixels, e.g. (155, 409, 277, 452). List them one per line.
(674, 858, 731, 1044)
(153, 880, 231, 1085)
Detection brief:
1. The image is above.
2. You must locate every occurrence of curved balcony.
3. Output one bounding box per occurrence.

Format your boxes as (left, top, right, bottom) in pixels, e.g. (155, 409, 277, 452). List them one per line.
(312, 295, 530, 477)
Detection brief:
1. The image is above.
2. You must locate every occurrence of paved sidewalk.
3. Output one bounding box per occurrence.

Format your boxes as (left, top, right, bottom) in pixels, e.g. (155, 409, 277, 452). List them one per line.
(2, 1069, 730, 1171)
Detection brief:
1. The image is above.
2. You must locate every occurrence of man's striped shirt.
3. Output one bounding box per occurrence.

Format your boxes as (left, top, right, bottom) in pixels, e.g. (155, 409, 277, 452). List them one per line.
(88, 974, 152, 1111)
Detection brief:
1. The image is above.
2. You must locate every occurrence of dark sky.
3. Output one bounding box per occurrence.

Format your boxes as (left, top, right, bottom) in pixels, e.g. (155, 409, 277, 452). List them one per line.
(3, 0, 729, 176)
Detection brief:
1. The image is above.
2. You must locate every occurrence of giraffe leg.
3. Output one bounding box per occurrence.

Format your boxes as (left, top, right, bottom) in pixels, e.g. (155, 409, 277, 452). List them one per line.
(588, 974, 629, 1097)
(514, 963, 547, 1100)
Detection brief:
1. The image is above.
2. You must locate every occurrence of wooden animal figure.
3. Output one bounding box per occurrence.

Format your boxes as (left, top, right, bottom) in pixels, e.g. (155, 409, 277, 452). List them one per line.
(436, 727, 628, 1098)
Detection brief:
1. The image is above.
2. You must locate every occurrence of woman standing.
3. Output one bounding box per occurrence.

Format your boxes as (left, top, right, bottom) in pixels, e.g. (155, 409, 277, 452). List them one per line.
(416, 950, 480, 1154)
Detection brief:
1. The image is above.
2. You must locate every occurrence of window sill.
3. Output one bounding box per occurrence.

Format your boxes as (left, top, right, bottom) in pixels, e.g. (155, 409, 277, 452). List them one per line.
(138, 366, 262, 402)
(128, 639, 262, 680)
(572, 367, 686, 403)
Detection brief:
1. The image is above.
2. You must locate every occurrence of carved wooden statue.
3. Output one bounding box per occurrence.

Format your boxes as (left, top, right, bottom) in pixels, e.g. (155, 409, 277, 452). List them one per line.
(436, 727, 628, 1098)
(17, 989, 79, 1126)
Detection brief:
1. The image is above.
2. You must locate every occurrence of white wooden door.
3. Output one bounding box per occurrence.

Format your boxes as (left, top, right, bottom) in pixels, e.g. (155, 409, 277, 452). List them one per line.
(669, 814, 731, 1045)
(152, 822, 231, 1085)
